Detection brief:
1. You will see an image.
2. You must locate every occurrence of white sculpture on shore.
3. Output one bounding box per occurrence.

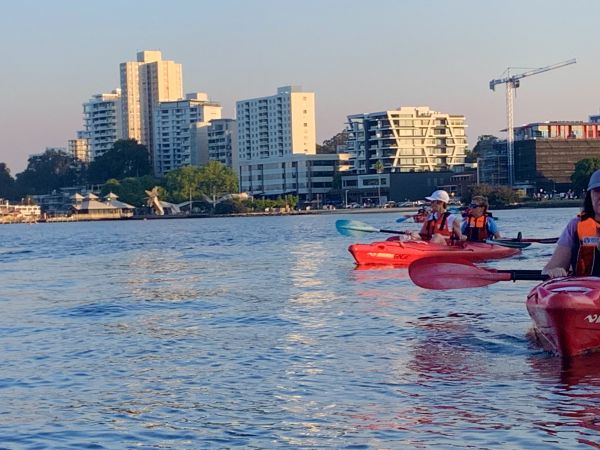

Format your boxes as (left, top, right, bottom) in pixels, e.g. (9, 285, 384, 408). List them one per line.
(145, 187, 165, 215)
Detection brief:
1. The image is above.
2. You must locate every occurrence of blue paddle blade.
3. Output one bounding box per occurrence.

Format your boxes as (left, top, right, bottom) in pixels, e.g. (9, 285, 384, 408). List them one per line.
(396, 216, 410, 223)
(335, 219, 379, 237)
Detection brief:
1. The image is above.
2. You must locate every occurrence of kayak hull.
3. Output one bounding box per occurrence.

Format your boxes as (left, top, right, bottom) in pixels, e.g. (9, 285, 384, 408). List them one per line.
(527, 277, 600, 357)
(348, 240, 521, 266)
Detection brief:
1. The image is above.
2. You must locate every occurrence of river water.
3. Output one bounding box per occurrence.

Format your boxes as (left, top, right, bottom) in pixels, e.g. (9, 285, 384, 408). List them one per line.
(1, 207, 599, 449)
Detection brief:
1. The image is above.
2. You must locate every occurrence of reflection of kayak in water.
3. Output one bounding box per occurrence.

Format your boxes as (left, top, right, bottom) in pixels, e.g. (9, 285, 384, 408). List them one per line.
(527, 277, 600, 357)
(348, 239, 521, 266)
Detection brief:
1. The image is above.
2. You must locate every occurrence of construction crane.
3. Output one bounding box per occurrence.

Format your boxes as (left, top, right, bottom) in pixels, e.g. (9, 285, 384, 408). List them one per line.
(489, 58, 576, 186)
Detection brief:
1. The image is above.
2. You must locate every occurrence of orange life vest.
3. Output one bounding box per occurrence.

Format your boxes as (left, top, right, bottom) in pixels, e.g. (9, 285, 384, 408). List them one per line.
(575, 218, 600, 276)
(464, 215, 489, 242)
(422, 211, 451, 241)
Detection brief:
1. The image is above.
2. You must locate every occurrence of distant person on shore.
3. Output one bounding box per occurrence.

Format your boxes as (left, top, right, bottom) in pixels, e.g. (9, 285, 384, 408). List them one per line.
(543, 169, 600, 278)
(453, 195, 501, 242)
(411, 190, 459, 244)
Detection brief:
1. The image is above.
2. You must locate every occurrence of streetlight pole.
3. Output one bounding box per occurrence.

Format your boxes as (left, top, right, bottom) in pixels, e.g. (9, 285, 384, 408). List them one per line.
(345, 189, 349, 208)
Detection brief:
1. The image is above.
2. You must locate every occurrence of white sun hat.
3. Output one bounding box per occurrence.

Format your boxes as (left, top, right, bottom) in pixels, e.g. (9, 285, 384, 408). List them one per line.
(425, 190, 450, 203)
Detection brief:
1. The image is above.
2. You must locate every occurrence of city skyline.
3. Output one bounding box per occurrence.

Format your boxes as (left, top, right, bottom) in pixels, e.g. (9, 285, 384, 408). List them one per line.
(1, 0, 598, 174)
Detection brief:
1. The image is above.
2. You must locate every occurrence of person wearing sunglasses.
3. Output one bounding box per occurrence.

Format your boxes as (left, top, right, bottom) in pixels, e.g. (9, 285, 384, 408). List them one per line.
(543, 169, 600, 278)
(411, 189, 459, 244)
(454, 195, 500, 242)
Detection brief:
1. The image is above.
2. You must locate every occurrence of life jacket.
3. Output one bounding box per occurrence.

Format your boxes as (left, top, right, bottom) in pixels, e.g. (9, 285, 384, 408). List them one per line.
(575, 217, 600, 276)
(421, 211, 451, 241)
(464, 215, 489, 242)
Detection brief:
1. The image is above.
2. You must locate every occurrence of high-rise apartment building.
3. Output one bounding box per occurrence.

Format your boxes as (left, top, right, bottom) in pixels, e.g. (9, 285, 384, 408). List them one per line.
(207, 119, 238, 169)
(83, 89, 122, 161)
(153, 93, 221, 176)
(120, 50, 183, 163)
(235, 86, 342, 199)
(236, 86, 316, 162)
(346, 106, 467, 174)
(68, 131, 90, 163)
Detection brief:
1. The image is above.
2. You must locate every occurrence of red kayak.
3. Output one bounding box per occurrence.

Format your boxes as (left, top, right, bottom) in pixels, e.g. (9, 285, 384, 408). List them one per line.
(348, 239, 521, 266)
(527, 277, 600, 357)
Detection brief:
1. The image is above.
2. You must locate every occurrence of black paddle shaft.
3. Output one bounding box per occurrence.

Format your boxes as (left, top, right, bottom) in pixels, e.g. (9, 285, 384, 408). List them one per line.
(497, 269, 548, 281)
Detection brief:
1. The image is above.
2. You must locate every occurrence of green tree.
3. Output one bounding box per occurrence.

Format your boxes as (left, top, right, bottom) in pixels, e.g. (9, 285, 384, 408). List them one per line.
(100, 175, 162, 206)
(467, 135, 498, 163)
(571, 158, 600, 193)
(15, 148, 79, 195)
(197, 161, 239, 208)
(164, 166, 204, 204)
(467, 183, 518, 207)
(0, 163, 16, 200)
(88, 139, 151, 183)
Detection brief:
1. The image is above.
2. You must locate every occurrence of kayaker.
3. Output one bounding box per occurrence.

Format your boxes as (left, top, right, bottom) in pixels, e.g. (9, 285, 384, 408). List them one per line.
(454, 195, 501, 242)
(543, 169, 600, 278)
(411, 190, 458, 244)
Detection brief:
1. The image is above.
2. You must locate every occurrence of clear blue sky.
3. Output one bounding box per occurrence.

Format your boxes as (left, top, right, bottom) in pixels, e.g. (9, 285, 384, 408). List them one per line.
(1, 0, 598, 174)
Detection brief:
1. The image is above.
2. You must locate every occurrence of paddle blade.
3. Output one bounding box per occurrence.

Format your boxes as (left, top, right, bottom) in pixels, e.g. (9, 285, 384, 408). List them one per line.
(408, 257, 511, 290)
(396, 216, 411, 223)
(486, 239, 531, 249)
(335, 219, 378, 237)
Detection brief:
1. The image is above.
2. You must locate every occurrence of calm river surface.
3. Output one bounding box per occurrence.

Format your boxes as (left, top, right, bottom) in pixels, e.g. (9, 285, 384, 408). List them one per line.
(1, 207, 599, 449)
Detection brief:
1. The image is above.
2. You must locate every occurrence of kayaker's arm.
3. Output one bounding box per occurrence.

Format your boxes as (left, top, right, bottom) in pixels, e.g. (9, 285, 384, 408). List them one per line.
(542, 244, 571, 278)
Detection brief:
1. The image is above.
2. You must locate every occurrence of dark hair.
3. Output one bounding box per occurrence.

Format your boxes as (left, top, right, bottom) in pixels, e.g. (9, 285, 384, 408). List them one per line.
(581, 190, 594, 219)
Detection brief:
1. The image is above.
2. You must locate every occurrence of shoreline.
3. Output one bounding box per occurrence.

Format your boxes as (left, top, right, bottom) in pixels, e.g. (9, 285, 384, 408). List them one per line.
(3, 200, 583, 225)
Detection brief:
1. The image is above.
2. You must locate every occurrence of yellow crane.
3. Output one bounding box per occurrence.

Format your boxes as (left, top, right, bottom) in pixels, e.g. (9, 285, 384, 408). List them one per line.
(489, 58, 576, 186)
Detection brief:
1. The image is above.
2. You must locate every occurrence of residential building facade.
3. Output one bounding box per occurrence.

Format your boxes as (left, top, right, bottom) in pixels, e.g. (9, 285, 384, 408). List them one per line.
(346, 106, 467, 174)
(120, 50, 183, 164)
(68, 131, 90, 163)
(208, 119, 238, 169)
(83, 89, 122, 161)
(236, 86, 332, 198)
(153, 93, 222, 176)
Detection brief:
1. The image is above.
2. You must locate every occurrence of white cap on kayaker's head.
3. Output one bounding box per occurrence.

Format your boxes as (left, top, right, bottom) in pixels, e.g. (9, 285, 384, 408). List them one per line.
(587, 169, 600, 191)
(425, 190, 450, 203)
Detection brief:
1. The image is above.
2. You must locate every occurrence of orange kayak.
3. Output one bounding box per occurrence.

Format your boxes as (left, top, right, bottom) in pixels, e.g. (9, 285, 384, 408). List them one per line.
(348, 239, 521, 266)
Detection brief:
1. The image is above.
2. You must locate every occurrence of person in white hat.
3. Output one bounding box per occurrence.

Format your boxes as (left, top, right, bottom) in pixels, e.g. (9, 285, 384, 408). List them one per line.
(543, 168, 600, 278)
(411, 189, 457, 244)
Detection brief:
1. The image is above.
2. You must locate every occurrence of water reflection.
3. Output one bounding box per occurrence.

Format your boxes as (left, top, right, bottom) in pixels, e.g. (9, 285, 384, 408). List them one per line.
(529, 353, 600, 447)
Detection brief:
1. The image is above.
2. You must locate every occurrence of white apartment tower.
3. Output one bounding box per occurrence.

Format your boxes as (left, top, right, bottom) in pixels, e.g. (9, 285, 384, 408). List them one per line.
(346, 106, 467, 174)
(153, 93, 222, 176)
(83, 89, 123, 161)
(236, 86, 316, 162)
(236, 86, 340, 199)
(120, 50, 183, 163)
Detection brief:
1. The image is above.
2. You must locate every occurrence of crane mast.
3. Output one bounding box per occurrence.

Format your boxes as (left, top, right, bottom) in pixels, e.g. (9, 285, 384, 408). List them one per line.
(489, 58, 576, 186)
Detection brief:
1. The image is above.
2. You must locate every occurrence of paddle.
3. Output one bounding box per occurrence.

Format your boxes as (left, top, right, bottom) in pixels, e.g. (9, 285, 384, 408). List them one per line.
(336, 219, 412, 237)
(396, 216, 411, 223)
(408, 256, 548, 290)
(485, 239, 531, 249)
(496, 233, 559, 244)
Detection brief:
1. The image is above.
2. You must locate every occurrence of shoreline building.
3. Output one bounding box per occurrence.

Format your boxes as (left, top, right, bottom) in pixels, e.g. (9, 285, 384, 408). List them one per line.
(479, 121, 600, 192)
(514, 121, 600, 193)
(342, 106, 467, 205)
(208, 118, 238, 169)
(346, 106, 467, 174)
(120, 50, 183, 165)
(235, 86, 340, 201)
(68, 131, 90, 163)
(83, 89, 123, 161)
(153, 93, 222, 176)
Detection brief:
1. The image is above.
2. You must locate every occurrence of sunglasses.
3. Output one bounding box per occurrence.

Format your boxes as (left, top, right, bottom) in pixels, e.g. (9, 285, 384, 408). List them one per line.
(469, 204, 484, 208)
